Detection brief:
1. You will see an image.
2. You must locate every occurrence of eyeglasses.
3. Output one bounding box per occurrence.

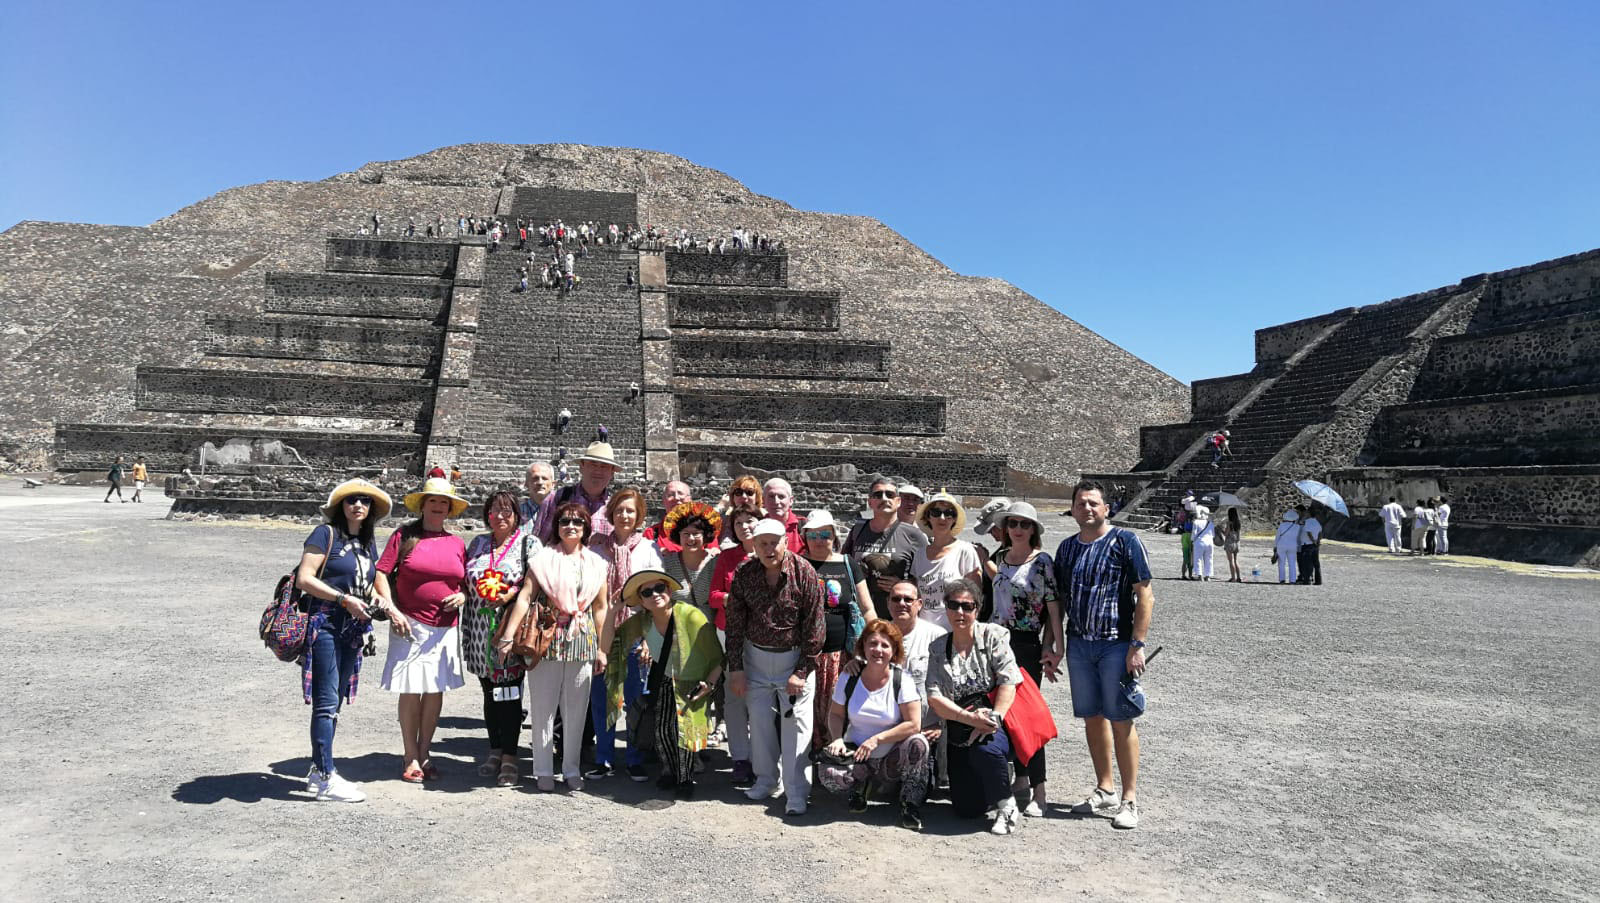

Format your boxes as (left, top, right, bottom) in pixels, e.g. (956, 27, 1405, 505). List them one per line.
(869, 490, 899, 500)
(731, 488, 757, 497)
(888, 594, 918, 604)
(802, 530, 833, 541)
(638, 582, 671, 599)
(488, 507, 517, 517)
(343, 496, 372, 507)
(927, 509, 957, 519)
(557, 517, 587, 528)
(1004, 518, 1031, 530)
(947, 601, 979, 613)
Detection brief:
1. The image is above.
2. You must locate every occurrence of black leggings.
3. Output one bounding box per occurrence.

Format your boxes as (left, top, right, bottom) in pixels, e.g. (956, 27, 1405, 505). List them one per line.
(479, 676, 522, 757)
(1008, 630, 1047, 787)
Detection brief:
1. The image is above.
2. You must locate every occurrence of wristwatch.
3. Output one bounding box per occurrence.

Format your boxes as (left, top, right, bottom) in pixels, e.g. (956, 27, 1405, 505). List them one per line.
(1130, 639, 1146, 649)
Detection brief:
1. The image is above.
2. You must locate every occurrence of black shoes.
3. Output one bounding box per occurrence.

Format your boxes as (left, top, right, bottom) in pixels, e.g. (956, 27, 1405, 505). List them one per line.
(899, 803, 923, 831)
(848, 787, 869, 813)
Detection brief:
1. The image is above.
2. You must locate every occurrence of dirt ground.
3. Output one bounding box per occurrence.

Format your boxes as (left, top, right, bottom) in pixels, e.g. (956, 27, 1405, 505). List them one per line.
(1, 484, 1595, 902)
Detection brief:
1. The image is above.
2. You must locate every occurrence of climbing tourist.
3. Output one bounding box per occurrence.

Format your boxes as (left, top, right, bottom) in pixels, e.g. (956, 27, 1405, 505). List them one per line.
(295, 478, 391, 803)
(910, 491, 984, 629)
(1190, 500, 1216, 581)
(603, 569, 723, 798)
(725, 518, 826, 817)
(496, 502, 610, 792)
(708, 506, 762, 786)
(817, 619, 929, 831)
(586, 488, 663, 782)
(1295, 505, 1323, 585)
(104, 455, 126, 503)
(1275, 510, 1302, 583)
(375, 478, 469, 784)
(129, 456, 148, 503)
(985, 501, 1062, 816)
(461, 489, 537, 788)
(1220, 507, 1244, 582)
(896, 484, 925, 525)
(763, 478, 805, 553)
(659, 502, 721, 621)
(927, 578, 1023, 834)
(1210, 429, 1232, 468)
(1054, 480, 1154, 830)
(643, 480, 693, 553)
(534, 441, 619, 545)
(1436, 496, 1452, 554)
(842, 478, 927, 619)
(799, 508, 871, 750)
(1381, 497, 1407, 553)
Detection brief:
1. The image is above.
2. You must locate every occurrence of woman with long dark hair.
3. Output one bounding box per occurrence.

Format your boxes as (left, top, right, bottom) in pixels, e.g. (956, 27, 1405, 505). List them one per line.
(294, 478, 393, 802)
(1221, 508, 1243, 582)
(461, 488, 539, 787)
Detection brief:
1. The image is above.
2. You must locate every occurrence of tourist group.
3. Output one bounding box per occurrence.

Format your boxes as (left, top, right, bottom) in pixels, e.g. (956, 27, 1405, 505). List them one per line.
(280, 441, 1154, 835)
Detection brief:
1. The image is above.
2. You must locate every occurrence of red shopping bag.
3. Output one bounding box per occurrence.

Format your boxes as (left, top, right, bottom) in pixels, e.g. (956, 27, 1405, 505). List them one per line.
(993, 668, 1058, 766)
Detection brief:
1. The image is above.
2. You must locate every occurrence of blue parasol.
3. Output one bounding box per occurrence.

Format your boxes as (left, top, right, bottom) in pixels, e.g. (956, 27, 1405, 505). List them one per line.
(1293, 479, 1349, 516)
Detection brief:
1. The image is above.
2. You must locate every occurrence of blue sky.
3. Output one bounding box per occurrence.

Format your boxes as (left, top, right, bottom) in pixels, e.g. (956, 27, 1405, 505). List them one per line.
(3, 1, 1596, 384)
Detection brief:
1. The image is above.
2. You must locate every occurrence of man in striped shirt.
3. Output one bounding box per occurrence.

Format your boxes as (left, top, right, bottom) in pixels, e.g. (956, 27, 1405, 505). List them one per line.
(1053, 479, 1155, 830)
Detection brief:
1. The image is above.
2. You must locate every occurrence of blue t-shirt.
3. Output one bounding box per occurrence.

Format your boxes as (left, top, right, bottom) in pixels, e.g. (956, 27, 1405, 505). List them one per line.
(1053, 527, 1152, 641)
(305, 524, 377, 598)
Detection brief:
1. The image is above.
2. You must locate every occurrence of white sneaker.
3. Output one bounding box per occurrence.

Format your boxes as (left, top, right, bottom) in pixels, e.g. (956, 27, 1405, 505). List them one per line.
(316, 772, 366, 803)
(306, 765, 325, 791)
(744, 783, 780, 801)
(1111, 799, 1140, 829)
(990, 797, 1019, 835)
(1071, 787, 1119, 817)
(1022, 800, 1045, 818)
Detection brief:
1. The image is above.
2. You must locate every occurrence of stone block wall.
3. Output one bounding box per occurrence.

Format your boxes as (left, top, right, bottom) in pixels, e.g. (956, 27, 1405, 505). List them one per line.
(135, 366, 433, 422)
(678, 443, 1006, 494)
(510, 187, 638, 227)
(1137, 421, 1216, 471)
(1467, 248, 1600, 332)
(54, 422, 421, 473)
(672, 337, 890, 380)
(665, 251, 787, 287)
(1413, 313, 1600, 400)
(1373, 387, 1600, 467)
(1329, 465, 1600, 529)
(1191, 372, 1263, 418)
(668, 287, 840, 330)
(1255, 309, 1354, 363)
(324, 236, 457, 276)
(263, 272, 450, 321)
(205, 316, 441, 366)
(675, 389, 945, 435)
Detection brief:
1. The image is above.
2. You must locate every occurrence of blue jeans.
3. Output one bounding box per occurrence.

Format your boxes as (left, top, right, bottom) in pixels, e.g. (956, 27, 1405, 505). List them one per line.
(1067, 637, 1141, 722)
(590, 646, 647, 767)
(949, 725, 1012, 818)
(309, 622, 360, 774)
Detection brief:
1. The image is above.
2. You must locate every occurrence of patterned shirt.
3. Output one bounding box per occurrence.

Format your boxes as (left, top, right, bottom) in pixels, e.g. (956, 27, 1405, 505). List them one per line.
(725, 552, 826, 678)
(534, 483, 614, 545)
(927, 622, 1022, 700)
(988, 549, 1058, 634)
(1053, 527, 1152, 641)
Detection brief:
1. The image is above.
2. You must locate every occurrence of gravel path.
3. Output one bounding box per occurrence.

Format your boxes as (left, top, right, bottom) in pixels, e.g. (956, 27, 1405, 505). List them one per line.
(2, 485, 1595, 902)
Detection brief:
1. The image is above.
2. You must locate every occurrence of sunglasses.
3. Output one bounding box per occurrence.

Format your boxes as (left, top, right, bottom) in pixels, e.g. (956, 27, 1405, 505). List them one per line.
(927, 509, 957, 519)
(638, 582, 671, 598)
(888, 594, 918, 604)
(869, 490, 899, 500)
(731, 488, 757, 497)
(1004, 518, 1032, 530)
(802, 530, 833, 541)
(557, 517, 587, 528)
(947, 601, 979, 613)
(343, 496, 372, 506)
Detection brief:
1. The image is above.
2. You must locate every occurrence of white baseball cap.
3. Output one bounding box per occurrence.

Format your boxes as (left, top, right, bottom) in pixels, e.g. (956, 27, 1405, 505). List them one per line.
(750, 518, 788, 539)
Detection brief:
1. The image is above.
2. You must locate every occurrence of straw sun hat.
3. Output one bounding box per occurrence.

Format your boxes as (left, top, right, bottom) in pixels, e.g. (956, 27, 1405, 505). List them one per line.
(402, 477, 471, 518)
(322, 478, 393, 521)
(916, 490, 968, 535)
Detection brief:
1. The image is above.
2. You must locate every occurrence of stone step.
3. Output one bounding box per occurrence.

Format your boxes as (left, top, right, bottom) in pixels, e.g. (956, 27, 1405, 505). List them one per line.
(324, 235, 457, 277)
(135, 365, 433, 425)
(53, 421, 422, 474)
(205, 315, 443, 367)
(678, 442, 1006, 495)
(264, 271, 451, 322)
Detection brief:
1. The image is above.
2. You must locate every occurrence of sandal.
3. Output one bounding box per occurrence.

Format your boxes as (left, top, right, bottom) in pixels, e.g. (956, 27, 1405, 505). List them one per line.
(497, 759, 520, 788)
(401, 764, 425, 783)
(478, 754, 503, 778)
(421, 762, 440, 781)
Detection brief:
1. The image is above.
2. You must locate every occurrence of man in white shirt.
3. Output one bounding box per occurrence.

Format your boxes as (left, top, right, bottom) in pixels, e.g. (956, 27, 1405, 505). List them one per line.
(885, 580, 946, 732)
(1411, 499, 1429, 556)
(1435, 497, 1452, 554)
(1380, 497, 1406, 554)
(1296, 506, 1322, 585)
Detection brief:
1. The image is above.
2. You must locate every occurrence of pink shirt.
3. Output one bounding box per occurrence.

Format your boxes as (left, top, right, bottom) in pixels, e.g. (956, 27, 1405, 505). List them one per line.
(377, 530, 466, 627)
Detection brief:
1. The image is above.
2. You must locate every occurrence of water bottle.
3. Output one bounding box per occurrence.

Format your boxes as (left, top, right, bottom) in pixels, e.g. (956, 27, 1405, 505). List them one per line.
(1250, 566, 1260, 582)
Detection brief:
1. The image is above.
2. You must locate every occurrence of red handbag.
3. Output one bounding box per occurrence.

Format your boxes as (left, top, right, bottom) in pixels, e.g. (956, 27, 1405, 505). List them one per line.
(993, 667, 1058, 766)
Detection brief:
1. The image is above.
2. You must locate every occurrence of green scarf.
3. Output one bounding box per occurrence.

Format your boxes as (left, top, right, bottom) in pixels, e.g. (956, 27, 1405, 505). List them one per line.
(605, 602, 724, 751)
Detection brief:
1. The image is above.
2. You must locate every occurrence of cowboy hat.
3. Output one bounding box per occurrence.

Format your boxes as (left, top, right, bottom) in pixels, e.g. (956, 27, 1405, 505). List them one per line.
(621, 569, 683, 606)
(970, 496, 1011, 534)
(322, 478, 393, 521)
(403, 477, 471, 518)
(917, 490, 968, 535)
(576, 441, 619, 468)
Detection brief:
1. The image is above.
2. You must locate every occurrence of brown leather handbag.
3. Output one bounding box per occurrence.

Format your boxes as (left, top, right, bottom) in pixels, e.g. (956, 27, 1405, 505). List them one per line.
(512, 592, 559, 667)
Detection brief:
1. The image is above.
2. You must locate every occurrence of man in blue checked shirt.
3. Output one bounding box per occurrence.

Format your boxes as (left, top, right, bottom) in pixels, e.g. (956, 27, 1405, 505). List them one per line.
(1053, 479, 1155, 830)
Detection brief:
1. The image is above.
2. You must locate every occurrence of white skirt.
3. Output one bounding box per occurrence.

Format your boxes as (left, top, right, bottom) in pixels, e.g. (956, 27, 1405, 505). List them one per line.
(381, 621, 465, 694)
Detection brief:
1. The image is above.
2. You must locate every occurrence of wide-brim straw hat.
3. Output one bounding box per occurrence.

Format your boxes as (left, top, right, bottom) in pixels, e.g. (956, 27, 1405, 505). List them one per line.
(576, 441, 619, 468)
(917, 490, 968, 536)
(403, 477, 471, 518)
(621, 569, 683, 606)
(1000, 500, 1042, 533)
(322, 478, 393, 522)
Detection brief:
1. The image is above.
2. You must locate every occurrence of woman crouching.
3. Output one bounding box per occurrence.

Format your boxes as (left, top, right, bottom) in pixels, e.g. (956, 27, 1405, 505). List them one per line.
(818, 619, 928, 831)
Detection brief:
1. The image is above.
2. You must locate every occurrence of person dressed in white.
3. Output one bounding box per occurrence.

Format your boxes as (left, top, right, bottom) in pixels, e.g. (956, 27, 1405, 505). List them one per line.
(1189, 503, 1215, 581)
(1436, 497, 1452, 554)
(1380, 497, 1406, 554)
(1410, 499, 1430, 556)
(1274, 511, 1301, 584)
(1296, 506, 1322, 586)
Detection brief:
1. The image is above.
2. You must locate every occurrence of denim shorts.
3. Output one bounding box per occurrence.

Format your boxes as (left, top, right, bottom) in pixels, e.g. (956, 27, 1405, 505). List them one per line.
(1067, 637, 1142, 721)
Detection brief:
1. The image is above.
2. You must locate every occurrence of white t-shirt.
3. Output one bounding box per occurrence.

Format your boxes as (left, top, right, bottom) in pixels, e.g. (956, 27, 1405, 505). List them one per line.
(1191, 506, 1214, 543)
(1299, 517, 1322, 546)
(912, 540, 982, 628)
(899, 618, 947, 727)
(1437, 504, 1451, 527)
(832, 667, 921, 758)
(1381, 503, 1405, 527)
